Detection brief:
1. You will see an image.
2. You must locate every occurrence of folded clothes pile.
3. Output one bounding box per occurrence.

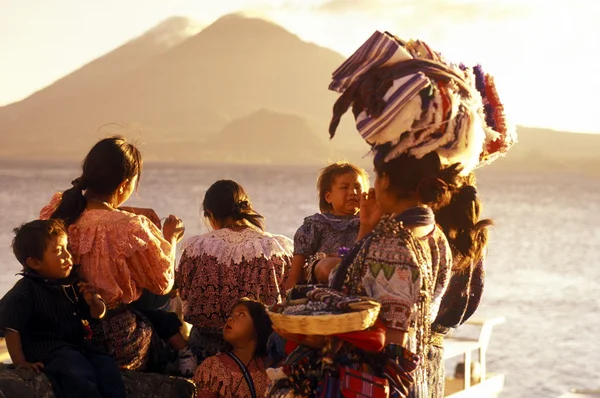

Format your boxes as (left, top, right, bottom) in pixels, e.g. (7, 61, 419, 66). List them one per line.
(273, 287, 370, 316)
(328, 31, 516, 174)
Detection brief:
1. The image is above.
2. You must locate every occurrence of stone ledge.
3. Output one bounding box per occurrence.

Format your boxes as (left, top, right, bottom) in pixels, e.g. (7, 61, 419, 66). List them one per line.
(0, 364, 196, 397)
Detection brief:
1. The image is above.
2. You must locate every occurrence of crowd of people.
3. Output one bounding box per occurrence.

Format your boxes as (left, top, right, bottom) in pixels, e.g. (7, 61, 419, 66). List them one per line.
(0, 30, 515, 398)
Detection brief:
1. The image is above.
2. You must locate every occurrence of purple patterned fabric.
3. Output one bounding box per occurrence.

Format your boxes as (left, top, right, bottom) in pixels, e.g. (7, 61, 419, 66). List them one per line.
(293, 213, 360, 258)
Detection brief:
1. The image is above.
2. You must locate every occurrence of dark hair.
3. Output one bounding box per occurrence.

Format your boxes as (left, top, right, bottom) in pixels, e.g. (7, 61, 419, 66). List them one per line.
(435, 173, 492, 270)
(374, 151, 491, 270)
(228, 298, 273, 358)
(51, 136, 142, 226)
(12, 219, 68, 268)
(203, 180, 265, 231)
(317, 162, 370, 213)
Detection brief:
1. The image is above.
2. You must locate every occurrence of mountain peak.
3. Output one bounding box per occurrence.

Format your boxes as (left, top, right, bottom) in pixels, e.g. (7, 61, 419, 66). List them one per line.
(140, 16, 203, 45)
(198, 13, 300, 43)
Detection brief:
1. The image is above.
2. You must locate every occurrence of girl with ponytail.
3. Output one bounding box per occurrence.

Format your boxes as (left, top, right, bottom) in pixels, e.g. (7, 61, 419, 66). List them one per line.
(178, 180, 293, 360)
(40, 136, 190, 373)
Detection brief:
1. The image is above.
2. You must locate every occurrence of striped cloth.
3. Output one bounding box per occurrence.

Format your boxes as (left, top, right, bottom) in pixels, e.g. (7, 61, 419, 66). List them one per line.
(0, 270, 97, 363)
(328, 31, 516, 174)
(340, 366, 390, 397)
(329, 31, 413, 93)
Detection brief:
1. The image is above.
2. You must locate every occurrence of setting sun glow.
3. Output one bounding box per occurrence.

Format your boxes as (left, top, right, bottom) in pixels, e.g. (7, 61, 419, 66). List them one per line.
(1, 0, 598, 133)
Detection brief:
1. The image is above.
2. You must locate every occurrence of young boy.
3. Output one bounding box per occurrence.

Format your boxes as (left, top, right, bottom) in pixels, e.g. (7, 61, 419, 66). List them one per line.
(0, 219, 126, 398)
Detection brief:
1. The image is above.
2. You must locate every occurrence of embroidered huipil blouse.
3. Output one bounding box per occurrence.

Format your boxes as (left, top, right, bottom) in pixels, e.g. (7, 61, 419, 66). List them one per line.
(193, 353, 270, 398)
(40, 193, 175, 308)
(293, 213, 360, 258)
(330, 209, 452, 333)
(178, 227, 292, 330)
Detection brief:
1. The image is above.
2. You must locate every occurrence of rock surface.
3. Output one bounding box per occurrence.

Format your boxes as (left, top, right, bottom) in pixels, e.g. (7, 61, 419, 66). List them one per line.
(0, 364, 196, 397)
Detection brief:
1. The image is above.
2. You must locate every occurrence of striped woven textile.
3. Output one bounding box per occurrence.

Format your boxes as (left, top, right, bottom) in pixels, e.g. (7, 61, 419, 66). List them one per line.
(327, 31, 516, 174)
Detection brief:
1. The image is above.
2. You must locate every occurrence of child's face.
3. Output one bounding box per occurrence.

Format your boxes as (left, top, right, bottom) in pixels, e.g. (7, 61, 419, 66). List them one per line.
(326, 172, 364, 216)
(28, 234, 73, 279)
(223, 304, 255, 346)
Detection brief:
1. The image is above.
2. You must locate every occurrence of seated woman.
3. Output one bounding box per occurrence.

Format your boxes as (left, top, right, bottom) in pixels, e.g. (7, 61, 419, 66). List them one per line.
(193, 298, 272, 397)
(40, 136, 194, 374)
(178, 180, 292, 360)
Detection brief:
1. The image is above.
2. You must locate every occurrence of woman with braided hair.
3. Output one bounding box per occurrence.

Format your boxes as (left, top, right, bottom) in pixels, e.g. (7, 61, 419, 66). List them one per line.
(271, 31, 515, 397)
(178, 180, 293, 361)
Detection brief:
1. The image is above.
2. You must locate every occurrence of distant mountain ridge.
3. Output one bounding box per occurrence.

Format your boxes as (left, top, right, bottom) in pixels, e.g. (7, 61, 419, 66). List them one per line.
(2, 17, 202, 111)
(0, 14, 364, 160)
(0, 14, 597, 174)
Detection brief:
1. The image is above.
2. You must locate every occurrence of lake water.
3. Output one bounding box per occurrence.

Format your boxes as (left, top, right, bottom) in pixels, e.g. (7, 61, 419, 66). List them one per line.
(0, 160, 598, 398)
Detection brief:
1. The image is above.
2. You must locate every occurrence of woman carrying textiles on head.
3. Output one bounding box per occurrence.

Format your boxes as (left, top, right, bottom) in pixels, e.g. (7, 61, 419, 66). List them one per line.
(271, 31, 515, 397)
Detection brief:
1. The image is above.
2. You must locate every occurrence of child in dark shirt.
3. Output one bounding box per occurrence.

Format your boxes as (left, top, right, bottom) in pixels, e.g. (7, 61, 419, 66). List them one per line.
(0, 219, 125, 398)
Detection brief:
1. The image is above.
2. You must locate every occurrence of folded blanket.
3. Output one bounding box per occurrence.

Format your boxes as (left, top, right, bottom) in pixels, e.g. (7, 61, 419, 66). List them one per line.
(328, 30, 516, 174)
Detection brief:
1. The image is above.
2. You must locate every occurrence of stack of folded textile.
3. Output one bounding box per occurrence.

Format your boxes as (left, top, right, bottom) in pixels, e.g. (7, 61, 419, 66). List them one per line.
(329, 31, 516, 174)
(267, 287, 380, 335)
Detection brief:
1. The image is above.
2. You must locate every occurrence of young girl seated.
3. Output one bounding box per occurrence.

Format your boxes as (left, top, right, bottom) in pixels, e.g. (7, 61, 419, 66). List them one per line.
(286, 162, 369, 289)
(193, 298, 273, 397)
(39, 136, 195, 375)
(178, 180, 291, 360)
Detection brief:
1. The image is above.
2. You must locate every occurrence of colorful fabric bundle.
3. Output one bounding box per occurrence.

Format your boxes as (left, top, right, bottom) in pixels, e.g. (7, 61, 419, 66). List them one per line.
(335, 322, 386, 353)
(306, 287, 364, 312)
(382, 344, 421, 397)
(340, 367, 390, 398)
(328, 31, 516, 174)
(274, 287, 374, 316)
(286, 284, 328, 301)
(267, 322, 418, 398)
(282, 301, 332, 315)
(268, 345, 325, 397)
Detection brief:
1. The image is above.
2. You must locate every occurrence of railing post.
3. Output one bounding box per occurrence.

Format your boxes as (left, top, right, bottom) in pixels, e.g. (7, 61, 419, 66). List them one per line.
(463, 350, 471, 389)
(479, 346, 487, 381)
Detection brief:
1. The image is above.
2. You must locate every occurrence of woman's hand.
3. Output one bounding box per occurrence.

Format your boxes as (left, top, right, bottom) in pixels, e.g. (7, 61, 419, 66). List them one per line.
(120, 207, 162, 229)
(314, 257, 341, 284)
(163, 215, 185, 243)
(358, 188, 382, 240)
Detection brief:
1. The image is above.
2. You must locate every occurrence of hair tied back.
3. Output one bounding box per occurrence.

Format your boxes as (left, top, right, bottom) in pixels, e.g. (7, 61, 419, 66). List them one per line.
(416, 176, 449, 205)
(232, 200, 249, 214)
(71, 177, 86, 191)
(460, 185, 478, 201)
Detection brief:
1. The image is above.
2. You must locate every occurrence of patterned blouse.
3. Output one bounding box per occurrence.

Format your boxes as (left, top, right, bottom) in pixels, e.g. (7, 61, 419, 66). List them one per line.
(40, 192, 175, 308)
(329, 208, 452, 333)
(293, 213, 359, 258)
(178, 227, 292, 330)
(194, 353, 270, 397)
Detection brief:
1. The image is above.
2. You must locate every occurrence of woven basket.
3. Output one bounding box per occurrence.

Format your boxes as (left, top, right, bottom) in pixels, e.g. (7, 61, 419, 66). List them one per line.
(267, 300, 381, 336)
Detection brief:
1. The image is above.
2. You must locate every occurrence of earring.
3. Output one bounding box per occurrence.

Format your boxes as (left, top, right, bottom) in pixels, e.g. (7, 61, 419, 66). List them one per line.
(119, 187, 124, 195)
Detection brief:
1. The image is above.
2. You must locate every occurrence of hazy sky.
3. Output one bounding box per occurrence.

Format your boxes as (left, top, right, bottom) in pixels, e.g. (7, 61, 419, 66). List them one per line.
(1, 0, 598, 133)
